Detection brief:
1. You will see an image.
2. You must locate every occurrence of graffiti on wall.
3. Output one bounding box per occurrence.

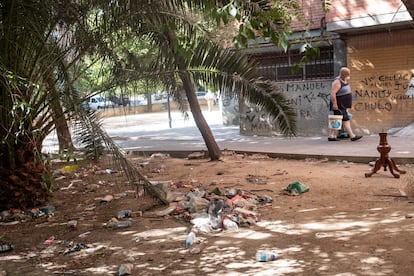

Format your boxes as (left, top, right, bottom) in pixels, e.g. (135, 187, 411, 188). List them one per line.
(243, 105, 274, 132)
(354, 73, 414, 112)
(240, 81, 331, 136)
(220, 94, 240, 126)
(286, 82, 330, 110)
(284, 82, 331, 121)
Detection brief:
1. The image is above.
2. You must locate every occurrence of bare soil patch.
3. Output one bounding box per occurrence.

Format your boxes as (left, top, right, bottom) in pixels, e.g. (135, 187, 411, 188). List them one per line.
(1, 153, 414, 276)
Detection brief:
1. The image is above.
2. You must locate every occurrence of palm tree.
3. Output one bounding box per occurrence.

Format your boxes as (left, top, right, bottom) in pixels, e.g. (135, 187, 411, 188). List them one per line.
(0, 0, 299, 209)
(98, 0, 298, 160)
(0, 2, 97, 210)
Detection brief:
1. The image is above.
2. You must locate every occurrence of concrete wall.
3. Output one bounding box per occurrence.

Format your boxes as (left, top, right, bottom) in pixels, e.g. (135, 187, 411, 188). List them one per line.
(238, 80, 332, 136)
(220, 94, 240, 126)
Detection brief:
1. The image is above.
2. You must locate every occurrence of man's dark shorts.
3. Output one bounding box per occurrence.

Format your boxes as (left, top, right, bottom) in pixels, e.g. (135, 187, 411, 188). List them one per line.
(330, 94, 352, 121)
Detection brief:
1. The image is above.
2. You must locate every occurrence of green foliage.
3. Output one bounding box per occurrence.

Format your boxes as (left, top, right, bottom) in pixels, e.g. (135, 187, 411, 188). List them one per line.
(212, 0, 303, 50)
(33, 150, 56, 194)
(0, 0, 304, 206)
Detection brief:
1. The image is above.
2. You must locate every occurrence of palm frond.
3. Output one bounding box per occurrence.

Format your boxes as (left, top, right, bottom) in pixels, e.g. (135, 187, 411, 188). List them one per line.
(72, 108, 168, 203)
(181, 37, 297, 135)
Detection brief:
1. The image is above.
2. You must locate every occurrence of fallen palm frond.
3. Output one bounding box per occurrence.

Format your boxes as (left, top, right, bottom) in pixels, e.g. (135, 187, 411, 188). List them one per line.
(73, 109, 168, 205)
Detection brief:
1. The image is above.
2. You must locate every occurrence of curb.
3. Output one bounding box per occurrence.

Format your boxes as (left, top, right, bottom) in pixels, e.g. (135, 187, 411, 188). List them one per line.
(127, 149, 414, 165)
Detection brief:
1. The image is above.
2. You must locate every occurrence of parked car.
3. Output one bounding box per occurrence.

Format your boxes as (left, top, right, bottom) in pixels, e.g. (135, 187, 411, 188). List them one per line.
(195, 91, 206, 99)
(84, 95, 115, 110)
(109, 95, 130, 106)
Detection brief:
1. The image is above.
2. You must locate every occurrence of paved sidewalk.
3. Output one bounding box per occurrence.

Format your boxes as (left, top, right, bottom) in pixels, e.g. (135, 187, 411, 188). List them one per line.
(101, 110, 414, 164)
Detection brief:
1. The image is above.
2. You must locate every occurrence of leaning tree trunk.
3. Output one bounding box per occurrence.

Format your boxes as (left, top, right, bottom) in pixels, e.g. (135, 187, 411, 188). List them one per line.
(47, 74, 74, 154)
(180, 71, 222, 160)
(165, 29, 221, 160)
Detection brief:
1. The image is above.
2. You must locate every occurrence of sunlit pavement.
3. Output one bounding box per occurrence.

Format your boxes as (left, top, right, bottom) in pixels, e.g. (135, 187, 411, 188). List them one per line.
(44, 109, 414, 163)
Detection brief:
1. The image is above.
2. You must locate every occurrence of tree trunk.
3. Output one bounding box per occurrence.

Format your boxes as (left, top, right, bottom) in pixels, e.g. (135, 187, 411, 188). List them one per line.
(47, 74, 74, 154)
(164, 29, 221, 160)
(0, 141, 50, 210)
(180, 71, 222, 160)
(146, 79, 152, 112)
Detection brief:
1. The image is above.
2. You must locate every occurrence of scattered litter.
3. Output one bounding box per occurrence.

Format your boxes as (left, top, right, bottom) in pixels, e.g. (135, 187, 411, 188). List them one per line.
(138, 161, 149, 167)
(0, 221, 20, 226)
(105, 218, 134, 229)
(256, 250, 277, 262)
(246, 174, 268, 185)
(63, 243, 87, 255)
(67, 220, 77, 228)
(60, 182, 75, 190)
(78, 231, 91, 238)
(155, 206, 177, 217)
(211, 187, 223, 196)
(150, 153, 170, 159)
(315, 232, 331, 238)
(151, 165, 166, 173)
(0, 244, 14, 253)
(190, 216, 213, 233)
(114, 193, 128, 199)
(117, 210, 142, 219)
(259, 195, 273, 203)
(118, 263, 133, 276)
(185, 232, 196, 247)
(225, 188, 240, 198)
(43, 236, 55, 246)
(27, 208, 42, 218)
(248, 154, 270, 160)
(222, 216, 239, 231)
(61, 164, 79, 173)
(116, 220, 134, 228)
(0, 207, 58, 224)
(99, 195, 114, 204)
(106, 169, 118, 174)
(190, 247, 201, 254)
(39, 206, 56, 215)
(187, 152, 205, 159)
(283, 181, 309, 195)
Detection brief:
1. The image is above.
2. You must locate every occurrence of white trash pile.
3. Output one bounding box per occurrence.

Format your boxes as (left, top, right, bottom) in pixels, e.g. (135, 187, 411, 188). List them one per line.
(151, 183, 273, 234)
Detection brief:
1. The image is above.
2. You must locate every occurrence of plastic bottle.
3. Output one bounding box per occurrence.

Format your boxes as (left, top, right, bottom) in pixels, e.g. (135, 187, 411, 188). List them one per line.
(116, 220, 134, 228)
(117, 210, 132, 219)
(113, 192, 128, 199)
(185, 232, 196, 247)
(256, 251, 277, 262)
(222, 217, 239, 231)
(117, 210, 142, 219)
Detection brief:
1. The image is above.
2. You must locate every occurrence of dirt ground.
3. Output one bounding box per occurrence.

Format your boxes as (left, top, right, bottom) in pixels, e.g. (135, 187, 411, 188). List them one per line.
(1, 152, 414, 276)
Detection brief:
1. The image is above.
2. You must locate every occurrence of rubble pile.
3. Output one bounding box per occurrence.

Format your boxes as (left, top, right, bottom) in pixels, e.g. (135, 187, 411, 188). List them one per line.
(149, 182, 273, 233)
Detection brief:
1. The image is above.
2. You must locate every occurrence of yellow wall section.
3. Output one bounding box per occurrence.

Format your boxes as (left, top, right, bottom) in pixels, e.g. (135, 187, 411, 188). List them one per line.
(348, 44, 414, 134)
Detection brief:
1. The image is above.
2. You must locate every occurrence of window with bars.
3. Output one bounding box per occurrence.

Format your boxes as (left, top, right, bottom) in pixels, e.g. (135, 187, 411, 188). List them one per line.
(251, 46, 334, 81)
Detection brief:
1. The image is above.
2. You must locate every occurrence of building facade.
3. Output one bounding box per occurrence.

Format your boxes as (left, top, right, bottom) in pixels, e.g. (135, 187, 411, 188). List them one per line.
(224, 0, 414, 136)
